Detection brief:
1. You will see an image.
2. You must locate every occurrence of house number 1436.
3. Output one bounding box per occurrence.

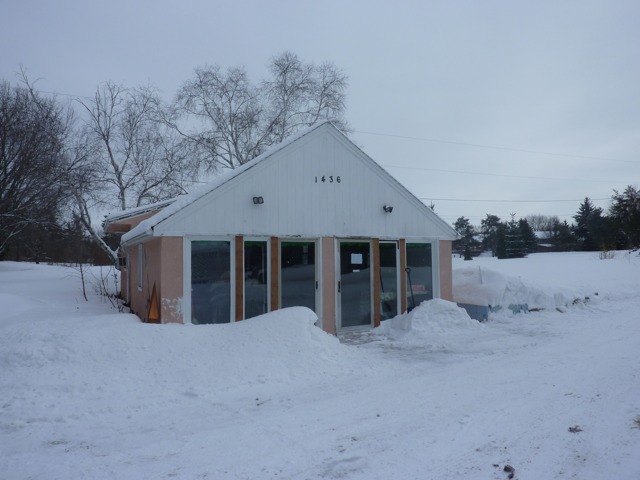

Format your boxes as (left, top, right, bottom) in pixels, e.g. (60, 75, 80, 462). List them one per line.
(315, 175, 341, 183)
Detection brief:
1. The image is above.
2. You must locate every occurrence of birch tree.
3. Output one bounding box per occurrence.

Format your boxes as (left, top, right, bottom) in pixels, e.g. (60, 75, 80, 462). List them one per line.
(171, 52, 349, 171)
(75, 81, 196, 262)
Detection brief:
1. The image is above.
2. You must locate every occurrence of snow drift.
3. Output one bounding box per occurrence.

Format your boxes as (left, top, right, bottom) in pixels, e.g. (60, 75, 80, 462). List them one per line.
(453, 251, 640, 313)
(374, 299, 483, 344)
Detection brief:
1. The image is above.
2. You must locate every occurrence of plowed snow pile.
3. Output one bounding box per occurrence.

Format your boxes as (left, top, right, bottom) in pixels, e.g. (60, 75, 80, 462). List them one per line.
(374, 299, 482, 344)
(453, 251, 640, 311)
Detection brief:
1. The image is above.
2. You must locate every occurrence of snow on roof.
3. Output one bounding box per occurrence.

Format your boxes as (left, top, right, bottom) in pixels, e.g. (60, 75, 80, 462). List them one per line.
(121, 121, 332, 244)
(121, 120, 458, 243)
(103, 198, 179, 226)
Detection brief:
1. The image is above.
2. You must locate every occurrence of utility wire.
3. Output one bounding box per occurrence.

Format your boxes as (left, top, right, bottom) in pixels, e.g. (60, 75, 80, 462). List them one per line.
(355, 130, 638, 164)
(419, 197, 609, 203)
(32, 86, 637, 166)
(381, 164, 625, 184)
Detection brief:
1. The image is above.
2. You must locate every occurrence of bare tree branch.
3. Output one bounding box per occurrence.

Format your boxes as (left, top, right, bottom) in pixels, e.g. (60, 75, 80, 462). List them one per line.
(171, 52, 349, 171)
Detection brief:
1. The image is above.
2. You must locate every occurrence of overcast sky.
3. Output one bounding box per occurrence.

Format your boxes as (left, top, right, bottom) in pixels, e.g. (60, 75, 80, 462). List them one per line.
(2, 0, 639, 226)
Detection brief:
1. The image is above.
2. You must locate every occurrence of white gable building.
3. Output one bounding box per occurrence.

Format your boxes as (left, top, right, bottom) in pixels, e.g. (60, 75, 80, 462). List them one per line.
(106, 122, 457, 333)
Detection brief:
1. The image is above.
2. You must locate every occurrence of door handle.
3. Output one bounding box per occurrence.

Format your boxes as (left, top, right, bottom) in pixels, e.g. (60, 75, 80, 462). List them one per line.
(338, 281, 341, 293)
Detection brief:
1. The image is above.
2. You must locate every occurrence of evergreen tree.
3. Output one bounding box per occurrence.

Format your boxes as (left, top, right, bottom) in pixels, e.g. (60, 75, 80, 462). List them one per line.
(573, 197, 606, 251)
(609, 186, 640, 249)
(550, 219, 577, 251)
(518, 218, 538, 254)
(453, 216, 479, 260)
(480, 214, 502, 256)
(495, 222, 507, 259)
(505, 214, 526, 258)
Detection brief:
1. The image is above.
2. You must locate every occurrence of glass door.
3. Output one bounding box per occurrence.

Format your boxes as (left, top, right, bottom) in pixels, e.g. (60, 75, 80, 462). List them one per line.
(244, 240, 268, 319)
(379, 242, 399, 320)
(280, 241, 317, 313)
(405, 243, 433, 310)
(339, 241, 372, 328)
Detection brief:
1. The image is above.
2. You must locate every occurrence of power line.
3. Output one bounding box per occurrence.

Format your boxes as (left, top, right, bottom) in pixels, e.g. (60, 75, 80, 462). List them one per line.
(356, 130, 637, 164)
(418, 197, 609, 203)
(382, 164, 628, 185)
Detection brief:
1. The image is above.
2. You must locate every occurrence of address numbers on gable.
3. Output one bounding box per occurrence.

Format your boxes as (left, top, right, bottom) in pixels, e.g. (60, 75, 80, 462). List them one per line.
(314, 175, 341, 184)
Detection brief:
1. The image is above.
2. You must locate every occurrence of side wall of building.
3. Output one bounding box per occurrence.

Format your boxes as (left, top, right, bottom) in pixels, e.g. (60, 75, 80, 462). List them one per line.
(124, 236, 183, 323)
(159, 237, 184, 323)
(439, 240, 453, 301)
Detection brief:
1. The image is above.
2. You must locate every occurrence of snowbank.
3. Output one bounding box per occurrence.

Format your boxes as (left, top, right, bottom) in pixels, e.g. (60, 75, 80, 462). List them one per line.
(1, 303, 361, 404)
(453, 266, 573, 311)
(453, 251, 640, 313)
(374, 299, 482, 344)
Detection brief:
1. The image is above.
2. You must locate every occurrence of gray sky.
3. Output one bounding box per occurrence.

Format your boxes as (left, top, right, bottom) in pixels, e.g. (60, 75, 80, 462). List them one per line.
(2, 0, 639, 226)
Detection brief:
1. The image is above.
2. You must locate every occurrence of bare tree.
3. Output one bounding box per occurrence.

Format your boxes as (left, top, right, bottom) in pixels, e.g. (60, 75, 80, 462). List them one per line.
(74, 81, 196, 262)
(525, 214, 560, 232)
(170, 66, 264, 169)
(266, 52, 349, 143)
(0, 78, 76, 258)
(171, 52, 349, 171)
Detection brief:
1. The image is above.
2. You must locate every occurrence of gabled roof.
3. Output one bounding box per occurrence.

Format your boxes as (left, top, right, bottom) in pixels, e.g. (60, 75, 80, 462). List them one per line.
(103, 198, 178, 233)
(122, 122, 334, 243)
(122, 121, 457, 244)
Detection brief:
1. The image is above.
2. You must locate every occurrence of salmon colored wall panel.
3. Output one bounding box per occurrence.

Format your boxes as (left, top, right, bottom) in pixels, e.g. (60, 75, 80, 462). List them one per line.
(143, 238, 163, 322)
(120, 261, 128, 303)
(439, 240, 453, 301)
(159, 237, 184, 324)
(126, 245, 142, 319)
(126, 239, 156, 322)
(321, 237, 336, 335)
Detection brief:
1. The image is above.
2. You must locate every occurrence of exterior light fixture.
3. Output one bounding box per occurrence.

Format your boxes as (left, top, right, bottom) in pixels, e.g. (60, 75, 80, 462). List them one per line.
(252, 196, 264, 205)
(383, 205, 393, 213)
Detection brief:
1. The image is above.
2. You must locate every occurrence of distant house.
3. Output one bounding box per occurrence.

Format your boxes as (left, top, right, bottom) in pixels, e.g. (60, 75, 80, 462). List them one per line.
(104, 122, 458, 334)
(534, 231, 555, 253)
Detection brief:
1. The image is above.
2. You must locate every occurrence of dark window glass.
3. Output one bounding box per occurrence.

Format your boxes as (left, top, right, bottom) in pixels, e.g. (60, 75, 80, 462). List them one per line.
(379, 242, 398, 320)
(280, 242, 316, 312)
(191, 241, 231, 324)
(405, 243, 433, 309)
(340, 242, 371, 327)
(244, 241, 268, 319)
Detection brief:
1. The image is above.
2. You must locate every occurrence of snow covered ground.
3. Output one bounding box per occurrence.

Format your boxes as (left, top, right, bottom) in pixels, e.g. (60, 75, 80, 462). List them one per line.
(1, 251, 639, 479)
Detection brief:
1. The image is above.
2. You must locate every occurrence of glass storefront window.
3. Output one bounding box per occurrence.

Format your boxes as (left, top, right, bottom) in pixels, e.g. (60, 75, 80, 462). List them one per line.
(191, 241, 231, 324)
(405, 243, 433, 309)
(379, 242, 399, 320)
(244, 241, 268, 319)
(280, 241, 316, 312)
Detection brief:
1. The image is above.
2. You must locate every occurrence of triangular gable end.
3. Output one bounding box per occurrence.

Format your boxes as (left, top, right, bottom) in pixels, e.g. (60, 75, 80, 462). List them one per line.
(142, 122, 457, 241)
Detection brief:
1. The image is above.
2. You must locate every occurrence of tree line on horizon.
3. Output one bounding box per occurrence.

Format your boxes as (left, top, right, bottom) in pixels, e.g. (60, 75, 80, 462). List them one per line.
(0, 52, 349, 264)
(453, 191, 640, 260)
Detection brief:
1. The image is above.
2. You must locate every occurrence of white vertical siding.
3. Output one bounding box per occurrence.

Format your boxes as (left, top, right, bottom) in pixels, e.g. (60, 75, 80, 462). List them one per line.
(156, 126, 455, 240)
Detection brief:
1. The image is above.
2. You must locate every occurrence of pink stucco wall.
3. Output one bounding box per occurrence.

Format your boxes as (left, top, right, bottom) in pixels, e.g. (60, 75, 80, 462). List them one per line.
(439, 240, 453, 301)
(159, 237, 183, 323)
(124, 237, 183, 323)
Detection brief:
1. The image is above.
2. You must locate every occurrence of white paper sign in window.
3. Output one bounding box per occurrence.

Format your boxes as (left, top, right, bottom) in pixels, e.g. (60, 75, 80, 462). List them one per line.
(351, 253, 363, 265)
